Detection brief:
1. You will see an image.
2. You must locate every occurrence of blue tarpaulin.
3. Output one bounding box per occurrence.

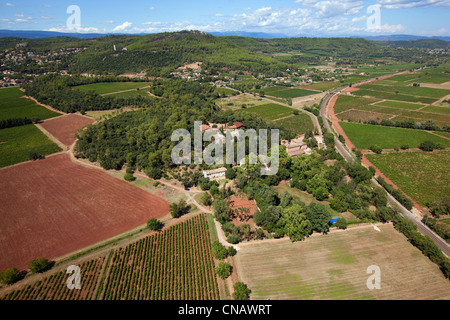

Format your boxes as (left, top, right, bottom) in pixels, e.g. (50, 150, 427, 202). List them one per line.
(330, 218, 339, 224)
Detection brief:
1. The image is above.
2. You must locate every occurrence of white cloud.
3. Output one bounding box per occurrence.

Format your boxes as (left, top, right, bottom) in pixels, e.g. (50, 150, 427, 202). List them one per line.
(370, 23, 405, 33)
(113, 21, 133, 32)
(295, 0, 363, 18)
(5, 2, 14, 6)
(13, 13, 32, 23)
(376, 0, 450, 9)
(149, 7, 155, 11)
(47, 25, 99, 34)
(84, 2, 442, 36)
(77, 26, 99, 33)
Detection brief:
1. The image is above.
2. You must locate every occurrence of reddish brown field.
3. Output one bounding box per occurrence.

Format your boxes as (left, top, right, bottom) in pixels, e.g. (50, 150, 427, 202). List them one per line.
(40, 114, 94, 146)
(0, 154, 170, 271)
(228, 194, 258, 227)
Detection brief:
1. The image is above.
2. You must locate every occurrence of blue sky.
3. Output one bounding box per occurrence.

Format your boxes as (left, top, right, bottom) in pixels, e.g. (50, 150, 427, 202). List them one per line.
(1, 0, 449, 36)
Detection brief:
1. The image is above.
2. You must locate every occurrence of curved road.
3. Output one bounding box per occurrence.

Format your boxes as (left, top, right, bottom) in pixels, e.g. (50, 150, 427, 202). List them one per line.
(320, 85, 450, 257)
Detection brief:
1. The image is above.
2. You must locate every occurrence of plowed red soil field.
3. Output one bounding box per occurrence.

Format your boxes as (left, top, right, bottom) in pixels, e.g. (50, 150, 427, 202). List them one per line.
(40, 114, 94, 146)
(0, 154, 170, 271)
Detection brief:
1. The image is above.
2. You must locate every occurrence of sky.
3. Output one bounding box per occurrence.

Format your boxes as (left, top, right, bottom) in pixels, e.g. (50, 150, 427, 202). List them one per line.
(1, 0, 449, 37)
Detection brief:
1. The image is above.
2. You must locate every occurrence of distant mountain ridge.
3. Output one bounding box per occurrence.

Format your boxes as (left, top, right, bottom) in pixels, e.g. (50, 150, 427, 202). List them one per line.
(0, 29, 107, 39)
(1, 29, 450, 42)
(362, 34, 450, 42)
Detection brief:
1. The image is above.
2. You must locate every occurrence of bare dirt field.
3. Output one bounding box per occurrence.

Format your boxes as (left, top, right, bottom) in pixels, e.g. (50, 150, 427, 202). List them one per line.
(227, 194, 258, 228)
(39, 114, 94, 147)
(420, 81, 450, 90)
(0, 153, 170, 271)
(234, 223, 450, 300)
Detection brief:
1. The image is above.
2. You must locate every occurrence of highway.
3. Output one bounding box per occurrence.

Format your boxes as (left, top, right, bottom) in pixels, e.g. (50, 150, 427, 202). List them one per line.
(320, 87, 450, 257)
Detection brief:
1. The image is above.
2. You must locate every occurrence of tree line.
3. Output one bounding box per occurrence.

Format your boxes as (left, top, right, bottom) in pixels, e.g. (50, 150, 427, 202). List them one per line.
(22, 74, 156, 114)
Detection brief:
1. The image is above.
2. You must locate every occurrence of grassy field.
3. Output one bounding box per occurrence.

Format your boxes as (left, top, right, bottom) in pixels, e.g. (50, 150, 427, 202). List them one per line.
(274, 113, 315, 135)
(434, 131, 450, 139)
(0, 124, 61, 168)
(107, 88, 152, 98)
(0, 87, 60, 121)
(74, 82, 151, 95)
(358, 84, 449, 99)
(378, 71, 450, 86)
(243, 103, 294, 121)
(367, 150, 450, 206)
(216, 93, 268, 110)
(299, 81, 341, 92)
(374, 100, 425, 110)
(339, 122, 450, 150)
(214, 87, 238, 96)
(234, 223, 450, 300)
(353, 89, 437, 104)
(260, 86, 290, 93)
(335, 94, 450, 127)
(268, 88, 319, 99)
(334, 95, 381, 114)
(421, 106, 450, 115)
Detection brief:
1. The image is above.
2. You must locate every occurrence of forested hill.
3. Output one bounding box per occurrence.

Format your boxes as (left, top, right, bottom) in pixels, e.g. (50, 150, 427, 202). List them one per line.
(0, 30, 417, 76)
(222, 36, 396, 57)
(68, 31, 290, 76)
(375, 39, 450, 49)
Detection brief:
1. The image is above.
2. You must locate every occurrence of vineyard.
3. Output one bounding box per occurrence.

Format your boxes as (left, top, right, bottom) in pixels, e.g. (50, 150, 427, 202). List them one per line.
(1, 258, 105, 300)
(1, 214, 220, 300)
(101, 214, 219, 300)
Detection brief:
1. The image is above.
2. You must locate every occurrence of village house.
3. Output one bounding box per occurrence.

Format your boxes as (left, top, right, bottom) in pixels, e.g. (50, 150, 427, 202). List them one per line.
(281, 139, 309, 158)
(203, 167, 227, 179)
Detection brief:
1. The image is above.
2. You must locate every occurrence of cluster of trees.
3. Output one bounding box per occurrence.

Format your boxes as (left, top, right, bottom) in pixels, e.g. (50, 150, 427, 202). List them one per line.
(0, 117, 38, 130)
(304, 104, 321, 117)
(221, 220, 266, 244)
(210, 241, 242, 295)
(147, 218, 164, 231)
(0, 257, 52, 285)
(419, 140, 444, 152)
(74, 78, 289, 179)
(376, 177, 414, 210)
(362, 118, 450, 133)
(393, 215, 450, 278)
(169, 199, 190, 219)
(253, 200, 333, 242)
(427, 197, 450, 217)
(23, 74, 156, 113)
(422, 215, 450, 243)
(209, 146, 402, 242)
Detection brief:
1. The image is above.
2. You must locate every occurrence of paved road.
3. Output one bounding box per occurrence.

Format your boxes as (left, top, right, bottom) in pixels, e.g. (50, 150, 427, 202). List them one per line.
(319, 88, 354, 161)
(320, 86, 450, 257)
